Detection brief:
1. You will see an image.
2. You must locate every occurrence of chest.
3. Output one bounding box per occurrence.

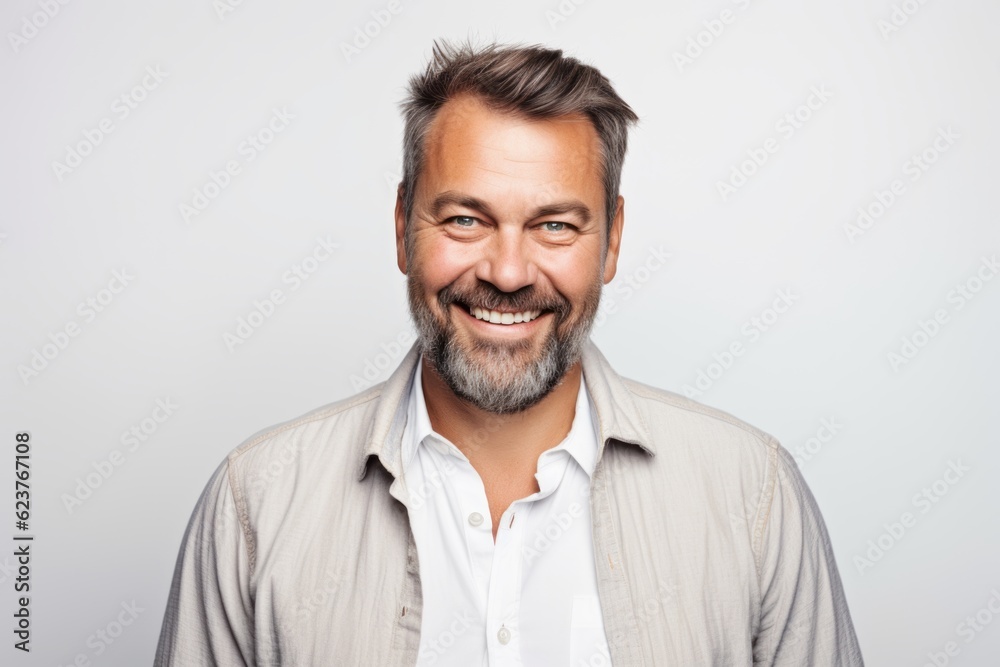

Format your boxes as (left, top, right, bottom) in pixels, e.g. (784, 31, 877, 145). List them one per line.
(404, 452, 608, 666)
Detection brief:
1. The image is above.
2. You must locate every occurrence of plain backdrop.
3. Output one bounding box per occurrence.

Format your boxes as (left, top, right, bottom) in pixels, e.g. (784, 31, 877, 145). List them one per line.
(2, 0, 999, 665)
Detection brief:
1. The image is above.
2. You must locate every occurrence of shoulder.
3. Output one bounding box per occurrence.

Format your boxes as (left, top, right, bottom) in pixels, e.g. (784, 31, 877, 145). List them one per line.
(604, 374, 792, 523)
(620, 376, 780, 457)
(220, 383, 387, 497)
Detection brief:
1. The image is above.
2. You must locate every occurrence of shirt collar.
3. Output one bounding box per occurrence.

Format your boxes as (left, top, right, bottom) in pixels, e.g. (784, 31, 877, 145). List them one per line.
(358, 339, 653, 482)
(400, 354, 600, 478)
(399, 355, 432, 471)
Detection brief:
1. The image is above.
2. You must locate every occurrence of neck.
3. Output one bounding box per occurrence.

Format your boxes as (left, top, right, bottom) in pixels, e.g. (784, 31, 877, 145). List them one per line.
(420, 357, 582, 472)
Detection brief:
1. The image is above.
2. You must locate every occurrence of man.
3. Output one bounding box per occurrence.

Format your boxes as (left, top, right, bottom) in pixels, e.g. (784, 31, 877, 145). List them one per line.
(156, 40, 864, 665)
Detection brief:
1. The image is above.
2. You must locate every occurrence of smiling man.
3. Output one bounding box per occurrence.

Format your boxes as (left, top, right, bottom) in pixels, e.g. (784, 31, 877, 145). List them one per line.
(156, 40, 864, 666)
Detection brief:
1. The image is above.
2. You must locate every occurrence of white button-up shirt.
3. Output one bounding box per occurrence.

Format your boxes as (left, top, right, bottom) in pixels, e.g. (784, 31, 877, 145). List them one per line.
(401, 355, 612, 666)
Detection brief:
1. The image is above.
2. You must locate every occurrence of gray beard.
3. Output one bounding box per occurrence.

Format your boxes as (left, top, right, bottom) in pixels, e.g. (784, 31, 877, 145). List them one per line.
(408, 286, 598, 415)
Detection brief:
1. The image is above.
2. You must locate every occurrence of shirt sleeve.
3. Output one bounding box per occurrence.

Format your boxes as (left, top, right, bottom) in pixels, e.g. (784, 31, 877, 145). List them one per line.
(154, 459, 255, 666)
(752, 441, 865, 666)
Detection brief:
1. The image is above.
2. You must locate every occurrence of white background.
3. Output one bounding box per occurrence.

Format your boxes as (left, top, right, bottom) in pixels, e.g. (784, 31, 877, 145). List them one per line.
(2, 0, 999, 665)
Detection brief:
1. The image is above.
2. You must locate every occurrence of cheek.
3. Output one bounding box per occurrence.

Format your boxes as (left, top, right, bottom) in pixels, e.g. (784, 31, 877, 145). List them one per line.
(543, 251, 603, 299)
(412, 239, 473, 291)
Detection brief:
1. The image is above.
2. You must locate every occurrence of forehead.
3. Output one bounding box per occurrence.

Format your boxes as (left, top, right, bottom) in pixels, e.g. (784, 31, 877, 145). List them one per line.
(421, 93, 603, 195)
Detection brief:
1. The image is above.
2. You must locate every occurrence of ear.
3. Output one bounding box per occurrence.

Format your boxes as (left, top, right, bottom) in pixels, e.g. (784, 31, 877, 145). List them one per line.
(603, 195, 625, 284)
(394, 183, 407, 274)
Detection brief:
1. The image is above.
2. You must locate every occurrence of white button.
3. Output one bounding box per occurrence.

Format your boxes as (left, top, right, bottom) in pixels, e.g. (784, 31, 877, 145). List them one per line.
(468, 512, 484, 527)
(497, 626, 511, 645)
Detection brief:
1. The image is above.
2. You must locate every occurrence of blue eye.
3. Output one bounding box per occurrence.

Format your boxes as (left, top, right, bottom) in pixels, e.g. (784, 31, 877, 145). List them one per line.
(451, 216, 476, 227)
(543, 221, 566, 232)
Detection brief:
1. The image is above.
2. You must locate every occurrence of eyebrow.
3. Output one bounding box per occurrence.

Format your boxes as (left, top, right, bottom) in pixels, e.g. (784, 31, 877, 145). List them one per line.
(429, 191, 593, 225)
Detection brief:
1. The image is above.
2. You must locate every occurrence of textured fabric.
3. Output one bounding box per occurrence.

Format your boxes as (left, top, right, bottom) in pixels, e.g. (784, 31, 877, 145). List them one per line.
(402, 355, 610, 665)
(155, 339, 865, 666)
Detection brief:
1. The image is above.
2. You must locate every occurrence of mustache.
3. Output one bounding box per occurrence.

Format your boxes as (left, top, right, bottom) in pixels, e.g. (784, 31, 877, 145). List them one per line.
(440, 283, 569, 315)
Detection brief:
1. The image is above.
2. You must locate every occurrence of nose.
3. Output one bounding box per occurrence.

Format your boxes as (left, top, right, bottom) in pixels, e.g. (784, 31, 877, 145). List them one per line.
(474, 226, 536, 293)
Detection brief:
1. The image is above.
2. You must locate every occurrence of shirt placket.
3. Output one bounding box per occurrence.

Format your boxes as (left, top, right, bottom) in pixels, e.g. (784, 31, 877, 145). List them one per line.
(485, 497, 530, 666)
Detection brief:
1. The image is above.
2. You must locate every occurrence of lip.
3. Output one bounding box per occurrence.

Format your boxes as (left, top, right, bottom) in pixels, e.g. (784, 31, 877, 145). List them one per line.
(452, 303, 551, 336)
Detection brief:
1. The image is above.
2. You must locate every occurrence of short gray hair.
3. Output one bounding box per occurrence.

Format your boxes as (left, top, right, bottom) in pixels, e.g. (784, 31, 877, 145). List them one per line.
(398, 38, 639, 245)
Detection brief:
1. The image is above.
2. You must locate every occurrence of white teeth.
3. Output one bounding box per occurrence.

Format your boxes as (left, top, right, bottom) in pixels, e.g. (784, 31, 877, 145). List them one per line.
(469, 306, 542, 325)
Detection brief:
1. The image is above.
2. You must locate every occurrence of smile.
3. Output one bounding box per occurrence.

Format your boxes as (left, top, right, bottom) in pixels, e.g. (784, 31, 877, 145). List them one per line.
(466, 305, 543, 325)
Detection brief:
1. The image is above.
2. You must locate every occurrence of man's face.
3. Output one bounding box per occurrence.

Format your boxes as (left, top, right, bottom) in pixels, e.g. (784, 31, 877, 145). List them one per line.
(395, 93, 624, 414)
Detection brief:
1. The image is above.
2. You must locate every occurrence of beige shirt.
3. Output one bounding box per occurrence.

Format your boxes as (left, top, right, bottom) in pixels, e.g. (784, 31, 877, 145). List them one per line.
(155, 339, 864, 666)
